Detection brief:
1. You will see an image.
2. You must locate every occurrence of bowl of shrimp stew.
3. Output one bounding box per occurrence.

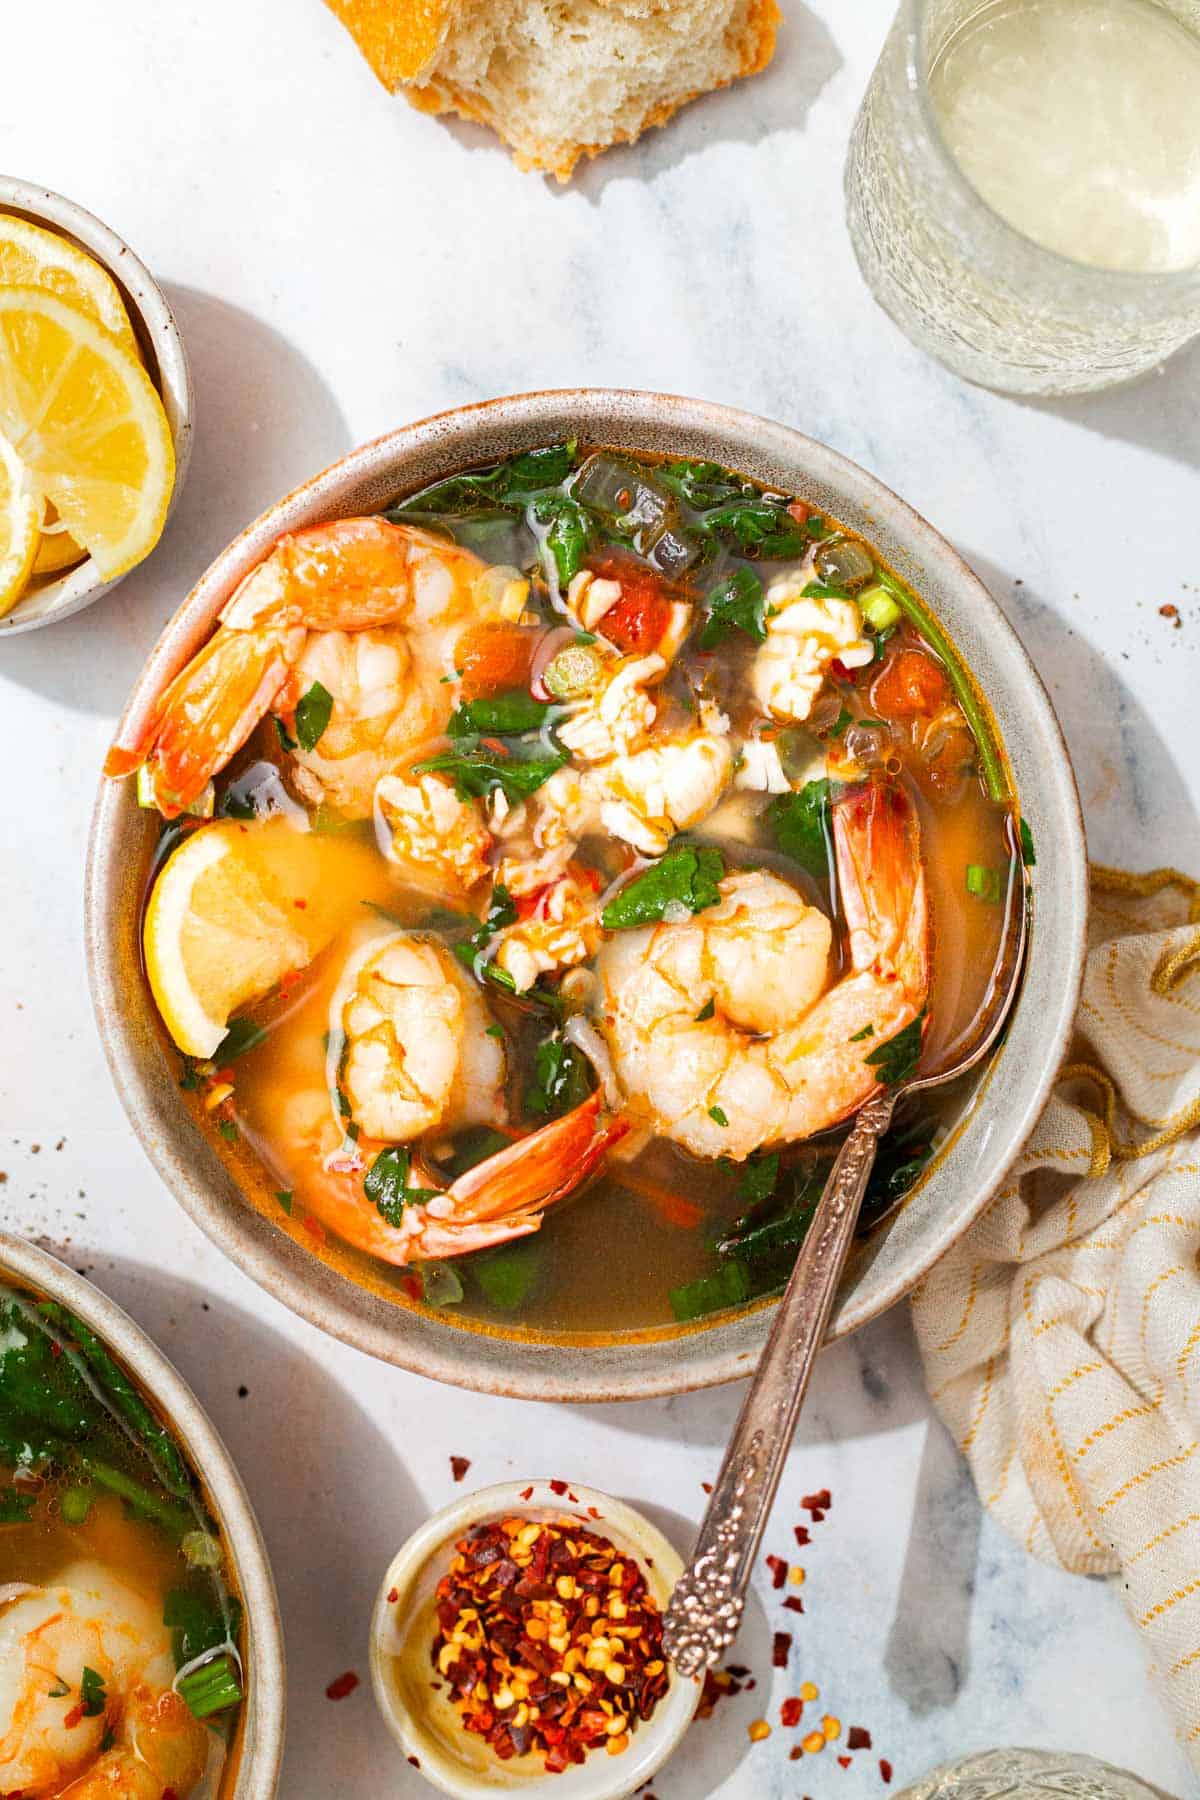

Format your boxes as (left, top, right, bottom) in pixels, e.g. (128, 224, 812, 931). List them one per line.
(87, 390, 1087, 1401)
(0, 1229, 284, 1796)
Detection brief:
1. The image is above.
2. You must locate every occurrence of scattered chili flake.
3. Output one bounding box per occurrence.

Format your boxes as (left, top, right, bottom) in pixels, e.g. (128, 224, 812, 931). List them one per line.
(387, 1588, 399, 1604)
(325, 1671, 359, 1701)
(789, 1746, 804, 1761)
(430, 1514, 669, 1771)
(880, 1758, 894, 1784)
(407, 1755, 421, 1769)
(794, 1525, 810, 1546)
(697, 1666, 745, 1718)
(701, 1481, 713, 1495)
(783, 1597, 805, 1615)
(848, 1726, 872, 1751)
(802, 1729, 826, 1754)
(748, 1719, 771, 1743)
(301, 1215, 326, 1243)
(765, 1554, 788, 1589)
(801, 1489, 831, 1517)
(62, 1703, 84, 1730)
(450, 1456, 471, 1483)
(800, 1682, 819, 1703)
(587, 1507, 602, 1520)
(772, 1632, 792, 1668)
(780, 1697, 804, 1728)
(726, 1665, 750, 1680)
(1160, 604, 1181, 627)
(520, 1485, 534, 1501)
(548, 1479, 569, 1496)
(839, 1755, 853, 1769)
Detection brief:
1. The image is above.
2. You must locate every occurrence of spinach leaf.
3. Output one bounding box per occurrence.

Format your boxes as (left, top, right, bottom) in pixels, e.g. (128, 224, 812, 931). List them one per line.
(701, 499, 809, 560)
(531, 494, 593, 585)
(601, 844, 725, 930)
(364, 1147, 439, 1228)
(698, 567, 766, 650)
(294, 680, 333, 753)
(766, 780, 831, 877)
(472, 1243, 540, 1312)
(864, 1012, 926, 1087)
(164, 1582, 243, 1667)
(669, 1260, 751, 1323)
(0, 1488, 34, 1522)
(389, 443, 578, 519)
(736, 1152, 780, 1207)
(526, 1035, 594, 1119)
(451, 885, 518, 978)
(414, 744, 566, 807)
(214, 1017, 267, 1063)
(447, 692, 553, 738)
(656, 460, 748, 510)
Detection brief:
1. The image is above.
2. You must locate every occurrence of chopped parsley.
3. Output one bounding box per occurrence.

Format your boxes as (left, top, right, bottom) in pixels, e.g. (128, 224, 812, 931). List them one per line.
(275, 1190, 293, 1216)
(698, 567, 766, 650)
(80, 1667, 107, 1718)
(294, 680, 334, 752)
(415, 744, 566, 807)
(695, 998, 716, 1022)
(526, 1034, 593, 1118)
(766, 780, 831, 878)
(364, 1147, 439, 1228)
(849, 1023, 875, 1042)
(708, 1105, 729, 1127)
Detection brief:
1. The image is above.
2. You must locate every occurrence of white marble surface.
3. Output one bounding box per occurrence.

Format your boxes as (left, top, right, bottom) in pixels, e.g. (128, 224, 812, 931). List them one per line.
(3, 2, 1199, 1794)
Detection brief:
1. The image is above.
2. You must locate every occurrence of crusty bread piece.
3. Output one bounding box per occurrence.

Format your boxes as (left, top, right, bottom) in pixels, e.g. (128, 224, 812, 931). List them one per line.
(325, 0, 780, 179)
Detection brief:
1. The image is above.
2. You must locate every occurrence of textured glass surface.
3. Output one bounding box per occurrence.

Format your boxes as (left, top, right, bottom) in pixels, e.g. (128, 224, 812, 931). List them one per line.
(896, 1746, 1168, 1799)
(845, 0, 1200, 395)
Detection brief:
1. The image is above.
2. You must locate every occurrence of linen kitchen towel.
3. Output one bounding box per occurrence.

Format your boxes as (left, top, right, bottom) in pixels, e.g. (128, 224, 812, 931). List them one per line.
(912, 866, 1200, 1765)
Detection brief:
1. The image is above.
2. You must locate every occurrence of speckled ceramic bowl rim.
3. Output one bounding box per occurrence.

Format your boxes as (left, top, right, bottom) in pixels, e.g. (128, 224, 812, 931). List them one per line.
(0, 174, 194, 636)
(0, 1230, 285, 1796)
(85, 389, 1088, 1402)
(369, 1479, 699, 1798)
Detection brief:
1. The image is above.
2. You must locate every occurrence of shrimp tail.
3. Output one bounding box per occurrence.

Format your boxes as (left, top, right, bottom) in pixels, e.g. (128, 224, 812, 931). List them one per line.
(833, 777, 929, 998)
(406, 1092, 628, 1260)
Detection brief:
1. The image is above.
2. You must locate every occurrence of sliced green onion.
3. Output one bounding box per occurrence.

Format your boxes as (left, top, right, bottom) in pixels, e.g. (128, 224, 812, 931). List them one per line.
(857, 582, 902, 632)
(60, 1484, 94, 1526)
(965, 863, 1003, 903)
(178, 1653, 243, 1719)
(543, 642, 602, 699)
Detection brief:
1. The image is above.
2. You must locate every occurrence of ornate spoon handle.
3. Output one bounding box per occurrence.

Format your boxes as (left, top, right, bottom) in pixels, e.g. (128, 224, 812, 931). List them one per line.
(662, 1089, 896, 1676)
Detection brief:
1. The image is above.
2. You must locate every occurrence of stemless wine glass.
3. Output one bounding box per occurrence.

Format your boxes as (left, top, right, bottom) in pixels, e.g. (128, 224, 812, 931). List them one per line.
(895, 1747, 1170, 1798)
(845, 0, 1200, 395)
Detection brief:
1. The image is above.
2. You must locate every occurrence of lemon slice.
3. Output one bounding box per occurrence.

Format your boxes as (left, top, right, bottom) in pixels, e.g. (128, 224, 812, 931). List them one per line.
(0, 287, 174, 581)
(32, 516, 87, 576)
(0, 213, 138, 351)
(0, 430, 42, 618)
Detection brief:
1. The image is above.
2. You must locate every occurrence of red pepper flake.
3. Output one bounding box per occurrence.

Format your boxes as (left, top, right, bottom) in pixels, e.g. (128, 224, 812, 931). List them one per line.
(697, 1666, 745, 1718)
(587, 1506, 601, 1519)
(880, 1758, 894, 1784)
(63, 1704, 84, 1729)
(449, 1456, 471, 1483)
(50, 1341, 62, 1360)
(325, 1671, 359, 1701)
(301, 1215, 326, 1243)
(520, 1485, 534, 1501)
(839, 1755, 853, 1769)
(387, 1588, 399, 1604)
(783, 1596, 805, 1614)
(765, 1554, 788, 1589)
(1160, 603, 1181, 627)
(801, 1489, 831, 1517)
(293, 897, 307, 909)
(772, 1632, 792, 1668)
(407, 1755, 421, 1769)
(789, 1746, 804, 1761)
(780, 1697, 804, 1728)
(548, 1478, 569, 1496)
(726, 1665, 750, 1680)
(848, 1726, 872, 1750)
(430, 1514, 668, 1770)
(794, 1525, 810, 1546)
(701, 1481, 713, 1494)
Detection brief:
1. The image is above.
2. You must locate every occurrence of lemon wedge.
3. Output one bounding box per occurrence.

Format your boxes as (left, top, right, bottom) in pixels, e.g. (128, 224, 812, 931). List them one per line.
(31, 502, 86, 577)
(0, 213, 138, 351)
(0, 430, 42, 618)
(143, 820, 354, 1059)
(0, 287, 174, 582)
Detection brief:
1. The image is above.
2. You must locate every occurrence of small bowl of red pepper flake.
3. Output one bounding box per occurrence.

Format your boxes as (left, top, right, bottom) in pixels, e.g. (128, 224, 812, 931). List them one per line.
(370, 1479, 701, 1797)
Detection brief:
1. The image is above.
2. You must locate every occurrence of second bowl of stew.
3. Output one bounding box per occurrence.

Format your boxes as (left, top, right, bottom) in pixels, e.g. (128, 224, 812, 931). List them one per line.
(86, 390, 1087, 1400)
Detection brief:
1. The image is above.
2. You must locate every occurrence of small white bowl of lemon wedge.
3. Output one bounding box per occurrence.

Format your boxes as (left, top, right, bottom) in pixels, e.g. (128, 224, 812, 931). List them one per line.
(0, 175, 192, 635)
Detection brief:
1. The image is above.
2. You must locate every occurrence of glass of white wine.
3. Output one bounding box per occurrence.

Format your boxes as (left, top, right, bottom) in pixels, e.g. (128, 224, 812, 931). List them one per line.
(845, 0, 1200, 394)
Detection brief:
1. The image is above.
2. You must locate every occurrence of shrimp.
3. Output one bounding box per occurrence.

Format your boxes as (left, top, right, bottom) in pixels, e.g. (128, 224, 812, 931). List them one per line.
(337, 933, 506, 1142)
(492, 871, 602, 993)
(594, 779, 929, 1161)
(375, 769, 491, 895)
(753, 568, 874, 723)
(592, 707, 733, 857)
(554, 653, 664, 763)
(106, 517, 488, 817)
(492, 766, 592, 897)
(0, 1564, 209, 1797)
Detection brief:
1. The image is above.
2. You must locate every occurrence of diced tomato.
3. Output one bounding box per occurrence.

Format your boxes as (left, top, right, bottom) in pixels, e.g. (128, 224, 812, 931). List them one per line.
(870, 648, 951, 721)
(587, 552, 673, 655)
(455, 624, 538, 698)
(787, 498, 814, 525)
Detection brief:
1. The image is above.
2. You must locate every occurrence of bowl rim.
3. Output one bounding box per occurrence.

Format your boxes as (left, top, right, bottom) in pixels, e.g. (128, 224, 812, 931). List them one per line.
(85, 387, 1088, 1401)
(0, 173, 194, 636)
(368, 1477, 700, 1798)
(0, 1229, 285, 1796)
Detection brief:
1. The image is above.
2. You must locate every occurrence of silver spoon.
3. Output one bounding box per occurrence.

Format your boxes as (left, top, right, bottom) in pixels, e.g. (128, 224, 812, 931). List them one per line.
(662, 825, 1029, 1677)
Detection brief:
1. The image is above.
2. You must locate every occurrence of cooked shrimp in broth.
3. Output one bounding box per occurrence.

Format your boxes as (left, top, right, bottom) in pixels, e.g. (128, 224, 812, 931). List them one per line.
(0, 1283, 247, 1797)
(116, 441, 1025, 1335)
